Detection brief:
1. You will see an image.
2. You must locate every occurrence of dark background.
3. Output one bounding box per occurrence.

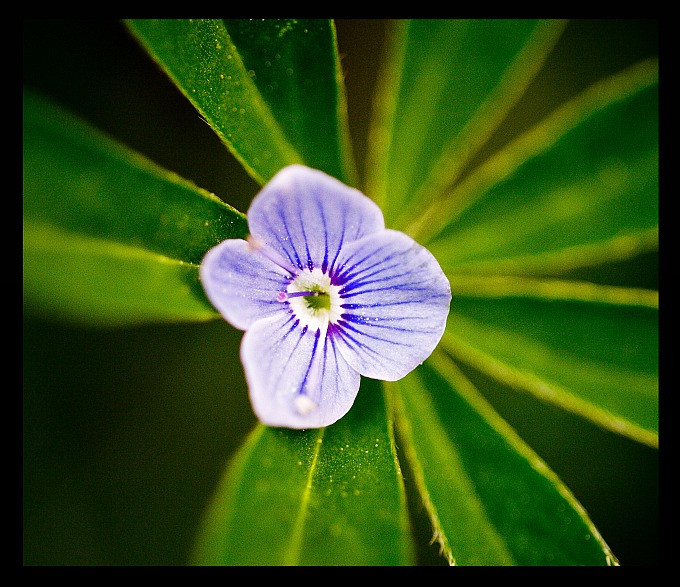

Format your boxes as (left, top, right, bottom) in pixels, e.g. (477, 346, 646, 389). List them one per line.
(23, 19, 658, 565)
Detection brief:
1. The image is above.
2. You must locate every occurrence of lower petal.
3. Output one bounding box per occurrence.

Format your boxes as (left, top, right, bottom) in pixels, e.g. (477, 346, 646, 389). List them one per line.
(332, 229, 451, 381)
(241, 313, 360, 429)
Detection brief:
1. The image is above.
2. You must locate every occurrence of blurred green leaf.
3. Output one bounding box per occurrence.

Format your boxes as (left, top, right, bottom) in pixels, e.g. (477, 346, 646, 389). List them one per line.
(442, 290, 658, 447)
(391, 354, 617, 565)
(125, 19, 356, 186)
(192, 379, 414, 565)
(23, 91, 246, 326)
(420, 61, 658, 274)
(366, 19, 565, 224)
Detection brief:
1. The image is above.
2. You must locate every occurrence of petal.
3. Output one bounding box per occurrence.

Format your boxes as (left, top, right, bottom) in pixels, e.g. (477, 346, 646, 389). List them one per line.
(247, 165, 385, 276)
(331, 229, 451, 381)
(200, 239, 292, 330)
(242, 312, 360, 429)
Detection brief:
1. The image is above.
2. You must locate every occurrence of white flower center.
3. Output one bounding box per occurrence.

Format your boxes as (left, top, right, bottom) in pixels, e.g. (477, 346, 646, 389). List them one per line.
(285, 268, 342, 334)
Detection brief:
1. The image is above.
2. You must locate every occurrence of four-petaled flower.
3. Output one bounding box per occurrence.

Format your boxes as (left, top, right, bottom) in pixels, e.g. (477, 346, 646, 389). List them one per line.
(200, 165, 451, 428)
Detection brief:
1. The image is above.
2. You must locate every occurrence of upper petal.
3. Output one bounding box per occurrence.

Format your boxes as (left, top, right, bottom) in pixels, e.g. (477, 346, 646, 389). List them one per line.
(242, 312, 361, 429)
(331, 229, 451, 381)
(200, 238, 291, 330)
(247, 165, 385, 277)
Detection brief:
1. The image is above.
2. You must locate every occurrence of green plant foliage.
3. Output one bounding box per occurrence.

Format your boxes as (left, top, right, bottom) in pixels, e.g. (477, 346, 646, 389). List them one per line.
(366, 19, 567, 226)
(23, 91, 246, 326)
(392, 355, 616, 565)
(125, 19, 356, 186)
(23, 19, 658, 565)
(443, 295, 658, 447)
(193, 379, 413, 565)
(421, 64, 658, 268)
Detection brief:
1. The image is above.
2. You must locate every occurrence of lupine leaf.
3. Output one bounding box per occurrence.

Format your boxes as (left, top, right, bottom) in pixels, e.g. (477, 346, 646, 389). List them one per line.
(125, 19, 356, 187)
(419, 61, 658, 274)
(366, 19, 565, 224)
(192, 379, 414, 566)
(391, 354, 617, 565)
(442, 291, 658, 447)
(23, 91, 246, 326)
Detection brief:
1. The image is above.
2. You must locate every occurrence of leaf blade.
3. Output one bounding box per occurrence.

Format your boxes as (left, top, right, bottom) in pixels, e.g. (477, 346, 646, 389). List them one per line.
(392, 354, 618, 565)
(23, 222, 217, 327)
(442, 293, 658, 446)
(366, 19, 563, 220)
(419, 60, 658, 275)
(125, 19, 356, 186)
(192, 379, 414, 566)
(447, 275, 658, 308)
(23, 91, 245, 326)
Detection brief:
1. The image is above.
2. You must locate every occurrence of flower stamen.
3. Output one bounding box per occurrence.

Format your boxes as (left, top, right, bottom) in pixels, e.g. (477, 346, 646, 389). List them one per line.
(277, 290, 327, 303)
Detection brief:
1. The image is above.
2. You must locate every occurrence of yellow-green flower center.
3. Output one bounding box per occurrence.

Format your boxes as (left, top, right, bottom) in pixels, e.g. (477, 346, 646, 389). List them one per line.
(303, 285, 332, 313)
(285, 268, 342, 333)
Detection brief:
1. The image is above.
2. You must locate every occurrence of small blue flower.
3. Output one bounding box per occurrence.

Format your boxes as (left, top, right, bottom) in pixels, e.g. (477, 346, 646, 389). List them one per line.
(201, 165, 451, 429)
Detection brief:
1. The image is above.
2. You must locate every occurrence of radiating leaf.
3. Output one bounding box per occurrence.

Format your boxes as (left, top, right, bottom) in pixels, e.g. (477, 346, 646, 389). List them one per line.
(419, 61, 658, 275)
(23, 91, 246, 326)
(391, 354, 618, 565)
(125, 19, 356, 186)
(366, 19, 565, 224)
(192, 379, 414, 566)
(442, 290, 658, 447)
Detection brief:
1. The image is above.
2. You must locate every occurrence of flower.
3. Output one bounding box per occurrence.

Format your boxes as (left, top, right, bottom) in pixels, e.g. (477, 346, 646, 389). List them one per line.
(200, 165, 451, 428)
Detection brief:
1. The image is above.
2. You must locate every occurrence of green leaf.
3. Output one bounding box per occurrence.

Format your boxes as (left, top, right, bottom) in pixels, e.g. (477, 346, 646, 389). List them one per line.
(125, 19, 356, 186)
(420, 60, 658, 275)
(23, 91, 246, 327)
(391, 354, 617, 565)
(23, 223, 216, 327)
(366, 19, 566, 224)
(442, 290, 658, 447)
(192, 379, 414, 565)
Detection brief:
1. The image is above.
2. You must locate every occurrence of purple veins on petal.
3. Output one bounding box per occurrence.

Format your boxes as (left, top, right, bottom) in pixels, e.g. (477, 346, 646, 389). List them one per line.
(331, 229, 451, 382)
(300, 328, 322, 398)
(333, 243, 394, 286)
(248, 165, 384, 277)
(200, 238, 295, 331)
(275, 202, 306, 271)
(316, 194, 331, 275)
(200, 165, 451, 429)
(241, 313, 360, 429)
(339, 312, 435, 335)
(246, 235, 299, 276)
